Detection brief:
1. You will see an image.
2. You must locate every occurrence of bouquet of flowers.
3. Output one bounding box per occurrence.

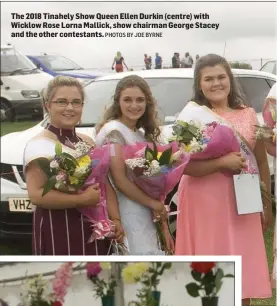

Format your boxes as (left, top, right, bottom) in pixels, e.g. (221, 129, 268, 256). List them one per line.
(123, 141, 190, 252)
(124, 141, 190, 201)
(186, 262, 234, 300)
(169, 120, 240, 159)
(122, 262, 172, 306)
(255, 97, 276, 154)
(20, 263, 73, 306)
(86, 262, 117, 300)
(36, 141, 115, 244)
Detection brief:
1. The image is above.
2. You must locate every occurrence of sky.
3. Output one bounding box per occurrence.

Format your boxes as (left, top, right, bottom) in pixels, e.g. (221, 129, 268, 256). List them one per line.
(1, 1, 276, 71)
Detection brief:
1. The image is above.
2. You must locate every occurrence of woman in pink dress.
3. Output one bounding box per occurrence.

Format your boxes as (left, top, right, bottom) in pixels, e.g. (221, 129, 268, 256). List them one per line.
(175, 54, 272, 305)
(262, 83, 276, 288)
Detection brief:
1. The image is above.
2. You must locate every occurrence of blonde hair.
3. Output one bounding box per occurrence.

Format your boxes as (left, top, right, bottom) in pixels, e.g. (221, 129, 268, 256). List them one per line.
(41, 75, 85, 113)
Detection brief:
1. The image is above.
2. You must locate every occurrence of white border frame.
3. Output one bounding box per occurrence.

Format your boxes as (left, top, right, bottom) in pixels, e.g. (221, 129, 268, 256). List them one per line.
(0, 255, 241, 305)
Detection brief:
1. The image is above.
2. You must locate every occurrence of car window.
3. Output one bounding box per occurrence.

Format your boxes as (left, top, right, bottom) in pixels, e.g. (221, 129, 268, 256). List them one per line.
(82, 78, 194, 125)
(267, 79, 276, 87)
(236, 77, 272, 113)
(261, 61, 276, 75)
(36, 55, 82, 71)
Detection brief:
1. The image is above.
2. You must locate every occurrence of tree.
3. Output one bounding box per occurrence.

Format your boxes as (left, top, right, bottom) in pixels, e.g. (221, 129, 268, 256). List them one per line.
(229, 62, 252, 69)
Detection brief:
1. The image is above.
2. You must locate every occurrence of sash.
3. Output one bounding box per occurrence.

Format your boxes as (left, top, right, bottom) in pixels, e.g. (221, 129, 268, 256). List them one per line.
(23, 137, 76, 174)
(95, 120, 145, 147)
(177, 101, 259, 174)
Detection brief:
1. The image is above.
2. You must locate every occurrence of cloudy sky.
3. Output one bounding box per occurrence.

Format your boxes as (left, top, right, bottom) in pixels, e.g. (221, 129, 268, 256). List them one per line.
(1, 1, 276, 71)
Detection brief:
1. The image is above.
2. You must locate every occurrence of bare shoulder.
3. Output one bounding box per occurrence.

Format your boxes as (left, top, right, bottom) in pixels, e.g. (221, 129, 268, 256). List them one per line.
(77, 133, 94, 146)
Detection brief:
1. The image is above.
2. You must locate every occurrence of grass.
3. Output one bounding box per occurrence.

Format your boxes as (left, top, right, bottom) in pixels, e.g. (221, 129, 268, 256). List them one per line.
(251, 215, 276, 305)
(0, 120, 40, 136)
(0, 121, 276, 304)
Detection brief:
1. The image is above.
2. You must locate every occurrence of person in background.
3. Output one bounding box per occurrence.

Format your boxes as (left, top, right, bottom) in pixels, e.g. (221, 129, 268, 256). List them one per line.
(262, 83, 276, 288)
(148, 56, 152, 69)
(196, 54, 200, 62)
(112, 51, 128, 73)
(182, 52, 194, 68)
(172, 52, 180, 68)
(155, 52, 162, 69)
(176, 54, 272, 305)
(144, 54, 151, 70)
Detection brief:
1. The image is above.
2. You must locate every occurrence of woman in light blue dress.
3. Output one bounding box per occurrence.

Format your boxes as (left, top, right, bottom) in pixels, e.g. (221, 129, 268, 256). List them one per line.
(96, 75, 174, 255)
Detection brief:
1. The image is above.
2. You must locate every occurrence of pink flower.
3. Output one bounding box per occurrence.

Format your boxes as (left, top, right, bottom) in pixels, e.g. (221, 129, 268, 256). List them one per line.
(202, 125, 216, 138)
(86, 262, 102, 278)
(52, 262, 73, 303)
(56, 171, 67, 182)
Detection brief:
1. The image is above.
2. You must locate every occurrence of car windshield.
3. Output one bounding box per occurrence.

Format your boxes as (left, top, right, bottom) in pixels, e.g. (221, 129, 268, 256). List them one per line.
(80, 77, 194, 126)
(36, 55, 83, 71)
(1, 48, 36, 75)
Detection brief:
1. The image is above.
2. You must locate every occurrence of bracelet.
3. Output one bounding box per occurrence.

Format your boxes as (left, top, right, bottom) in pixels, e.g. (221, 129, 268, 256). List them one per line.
(112, 218, 121, 223)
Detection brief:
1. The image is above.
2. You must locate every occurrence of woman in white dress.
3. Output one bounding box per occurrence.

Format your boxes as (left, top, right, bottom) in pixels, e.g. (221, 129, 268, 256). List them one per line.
(96, 75, 174, 255)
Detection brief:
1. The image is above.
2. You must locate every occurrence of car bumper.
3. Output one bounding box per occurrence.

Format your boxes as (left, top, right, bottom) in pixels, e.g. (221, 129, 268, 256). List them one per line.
(11, 98, 43, 118)
(0, 178, 32, 238)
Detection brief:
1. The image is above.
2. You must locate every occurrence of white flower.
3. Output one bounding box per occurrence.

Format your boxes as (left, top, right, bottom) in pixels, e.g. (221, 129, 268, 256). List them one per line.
(169, 150, 182, 163)
(125, 158, 147, 169)
(74, 165, 90, 177)
(149, 160, 161, 175)
(50, 160, 59, 169)
(150, 160, 160, 169)
(55, 181, 64, 189)
(189, 137, 203, 153)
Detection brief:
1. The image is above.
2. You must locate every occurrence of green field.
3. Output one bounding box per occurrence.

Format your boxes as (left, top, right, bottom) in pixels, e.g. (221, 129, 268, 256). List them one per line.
(0, 121, 276, 304)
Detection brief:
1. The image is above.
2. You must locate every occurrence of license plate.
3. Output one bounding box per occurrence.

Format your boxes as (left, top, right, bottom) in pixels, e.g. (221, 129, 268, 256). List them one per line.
(8, 198, 34, 212)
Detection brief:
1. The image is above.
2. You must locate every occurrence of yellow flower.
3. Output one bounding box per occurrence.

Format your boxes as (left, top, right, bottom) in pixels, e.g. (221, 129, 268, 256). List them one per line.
(121, 263, 150, 284)
(181, 144, 192, 153)
(157, 152, 162, 160)
(77, 155, 91, 167)
(69, 175, 79, 185)
(100, 262, 111, 270)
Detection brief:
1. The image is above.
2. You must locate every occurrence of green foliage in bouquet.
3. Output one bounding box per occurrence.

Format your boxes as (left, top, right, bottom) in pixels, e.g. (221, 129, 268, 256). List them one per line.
(144, 141, 173, 166)
(169, 120, 200, 144)
(37, 142, 91, 196)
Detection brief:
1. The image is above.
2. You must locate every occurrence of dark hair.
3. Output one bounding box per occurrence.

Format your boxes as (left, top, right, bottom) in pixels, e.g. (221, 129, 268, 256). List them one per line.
(97, 75, 161, 141)
(192, 54, 247, 109)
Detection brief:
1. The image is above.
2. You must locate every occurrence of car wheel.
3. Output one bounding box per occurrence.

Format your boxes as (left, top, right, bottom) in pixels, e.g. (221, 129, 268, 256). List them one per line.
(165, 184, 179, 239)
(0, 99, 14, 121)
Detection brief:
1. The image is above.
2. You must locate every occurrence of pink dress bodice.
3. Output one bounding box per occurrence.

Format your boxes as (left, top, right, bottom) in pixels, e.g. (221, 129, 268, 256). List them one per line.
(219, 107, 258, 149)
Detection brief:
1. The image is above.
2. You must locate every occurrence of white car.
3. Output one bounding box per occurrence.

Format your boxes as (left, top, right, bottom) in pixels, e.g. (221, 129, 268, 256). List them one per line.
(0, 68, 276, 239)
(1, 44, 53, 121)
(260, 60, 276, 75)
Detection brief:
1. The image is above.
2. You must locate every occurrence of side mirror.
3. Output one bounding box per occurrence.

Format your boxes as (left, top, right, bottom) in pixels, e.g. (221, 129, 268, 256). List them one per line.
(36, 63, 41, 69)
